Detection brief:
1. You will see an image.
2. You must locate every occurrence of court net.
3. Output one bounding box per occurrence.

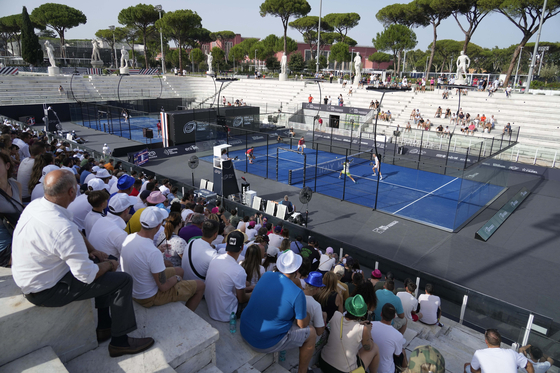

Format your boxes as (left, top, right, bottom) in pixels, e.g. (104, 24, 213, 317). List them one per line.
(289, 150, 373, 185)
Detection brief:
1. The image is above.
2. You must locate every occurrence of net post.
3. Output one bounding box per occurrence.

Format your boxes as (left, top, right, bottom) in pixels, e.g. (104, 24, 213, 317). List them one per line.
(314, 141, 319, 192)
(289, 170, 292, 185)
(246, 131, 249, 171)
(276, 146, 279, 181)
(417, 129, 424, 170)
(266, 134, 269, 179)
(342, 148, 348, 201)
(302, 151, 306, 188)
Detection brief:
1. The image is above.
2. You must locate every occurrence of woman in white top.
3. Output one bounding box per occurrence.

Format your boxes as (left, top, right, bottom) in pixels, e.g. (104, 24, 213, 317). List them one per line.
(320, 295, 379, 373)
(155, 211, 187, 267)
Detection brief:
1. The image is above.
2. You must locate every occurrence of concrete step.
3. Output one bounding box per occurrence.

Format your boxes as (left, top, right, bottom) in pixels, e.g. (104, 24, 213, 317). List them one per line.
(0, 346, 69, 373)
(0, 267, 98, 367)
(65, 301, 219, 373)
(197, 364, 224, 373)
(194, 300, 274, 373)
(262, 362, 291, 373)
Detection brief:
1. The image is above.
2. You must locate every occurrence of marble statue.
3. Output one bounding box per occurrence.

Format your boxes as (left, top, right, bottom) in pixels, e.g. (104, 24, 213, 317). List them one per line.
(206, 51, 214, 74)
(354, 52, 362, 85)
(91, 39, 101, 61)
(120, 46, 130, 68)
(44, 40, 56, 67)
(456, 51, 471, 84)
(280, 53, 287, 75)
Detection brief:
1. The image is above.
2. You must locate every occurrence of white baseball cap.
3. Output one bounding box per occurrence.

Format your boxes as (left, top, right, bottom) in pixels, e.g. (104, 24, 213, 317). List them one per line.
(91, 166, 101, 173)
(39, 165, 60, 183)
(108, 194, 137, 214)
(140, 207, 169, 229)
(96, 169, 111, 178)
(87, 178, 106, 191)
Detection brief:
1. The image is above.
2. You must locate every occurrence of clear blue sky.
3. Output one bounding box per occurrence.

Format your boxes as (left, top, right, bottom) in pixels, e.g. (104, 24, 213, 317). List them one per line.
(2, 0, 559, 50)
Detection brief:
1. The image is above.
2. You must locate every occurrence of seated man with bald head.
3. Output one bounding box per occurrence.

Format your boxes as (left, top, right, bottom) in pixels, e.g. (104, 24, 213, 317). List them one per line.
(11, 169, 155, 358)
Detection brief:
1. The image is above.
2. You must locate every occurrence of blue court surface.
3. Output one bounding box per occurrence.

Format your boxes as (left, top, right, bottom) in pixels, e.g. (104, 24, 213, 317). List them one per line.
(203, 143, 505, 231)
(87, 116, 161, 144)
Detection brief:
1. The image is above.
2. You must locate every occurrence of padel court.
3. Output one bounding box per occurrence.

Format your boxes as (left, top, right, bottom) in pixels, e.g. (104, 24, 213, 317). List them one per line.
(202, 143, 505, 231)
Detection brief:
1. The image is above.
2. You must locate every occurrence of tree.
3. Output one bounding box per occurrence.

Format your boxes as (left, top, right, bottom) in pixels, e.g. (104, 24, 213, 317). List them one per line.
(288, 52, 305, 72)
(539, 64, 558, 84)
(266, 55, 281, 71)
(211, 46, 225, 71)
(373, 24, 417, 74)
(480, 0, 560, 85)
(329, 42, 351, 69)
(95, 29, 121, 65)
(210, 31, 236, 62)
(0, 15, 23, 57)
(21, 6, 42, 65)
(322, 13, 360, 44)
(274, 36, 298, 55)
(413, 0, 454, 74)
(251, 34, 280, 60)
(259, 0, 311, 55)
(115, 26, 140, 67)
(169, 48, 188, 71)
(430, 39, 463, 72)
(369, 51, 392, 64)
(376, 3, 423, 27)
(118, 4, 160, 68)
(190, 47, 205, 71)
(31, 3, 86, 62)
(155, 9, 202, 72)
(289, 16, 332, 59)
(449, 0, 491, 53)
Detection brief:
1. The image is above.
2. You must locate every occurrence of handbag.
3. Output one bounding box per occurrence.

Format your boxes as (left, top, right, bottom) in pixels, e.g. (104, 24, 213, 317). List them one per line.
(339, 316, 366, 373)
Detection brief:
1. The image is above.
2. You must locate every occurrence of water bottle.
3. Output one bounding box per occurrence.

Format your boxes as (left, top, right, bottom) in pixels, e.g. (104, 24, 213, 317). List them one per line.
(279, 350, 286, 361)
(229, 312, 236, 334)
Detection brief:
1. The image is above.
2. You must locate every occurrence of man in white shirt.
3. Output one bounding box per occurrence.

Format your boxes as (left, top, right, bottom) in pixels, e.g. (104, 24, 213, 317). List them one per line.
(182, 219, 219, 281)
(370, 303, 408, 373)
(17, 142, 45, 203)
(418, 283, 441, 325)
(120, 207, 204, 311)
(518, 345, 552, 373)
(466, 329, 533, 373)
(102, 143, 111, 160)
(12, 132, 31, 160)
(11, 169, 154, 358)
(268, 225, 284, 248)
(89, 193, 136, 261)
(31, 165, 60, 202)
(396, 282, 422, 322)
(205, 230, 252, 322)
(303, 272, 325, 336)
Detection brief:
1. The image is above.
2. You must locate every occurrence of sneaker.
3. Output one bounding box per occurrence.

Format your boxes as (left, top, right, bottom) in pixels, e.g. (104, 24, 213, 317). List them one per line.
(338, 176, 341, 179)
(353, 180, 356, 183)
(380, 176, 383, 180)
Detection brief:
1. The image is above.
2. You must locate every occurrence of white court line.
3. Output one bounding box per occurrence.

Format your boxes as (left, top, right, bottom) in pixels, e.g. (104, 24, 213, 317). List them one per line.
(392, 178, 459, 215)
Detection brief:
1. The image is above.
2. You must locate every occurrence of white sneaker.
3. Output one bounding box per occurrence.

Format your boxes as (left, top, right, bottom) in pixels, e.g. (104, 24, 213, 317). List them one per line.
(353, 179, 356, 183)
(380, 176, 383, 180)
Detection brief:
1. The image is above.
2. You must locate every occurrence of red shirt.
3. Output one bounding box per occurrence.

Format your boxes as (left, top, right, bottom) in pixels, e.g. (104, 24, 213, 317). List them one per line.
(298, 139, 305, 146)
(156, 121, 161, 130)
(308, 96, 313, 103)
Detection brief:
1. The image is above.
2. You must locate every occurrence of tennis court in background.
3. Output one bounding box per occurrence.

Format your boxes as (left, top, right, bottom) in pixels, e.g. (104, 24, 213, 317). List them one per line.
(202, 143, 505, 231)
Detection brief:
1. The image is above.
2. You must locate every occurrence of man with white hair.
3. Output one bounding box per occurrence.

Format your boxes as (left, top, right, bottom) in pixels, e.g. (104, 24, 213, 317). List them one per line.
(11, 169, 155, 357)
(120, 207, 205, 311)
(241, 250, 316, 373)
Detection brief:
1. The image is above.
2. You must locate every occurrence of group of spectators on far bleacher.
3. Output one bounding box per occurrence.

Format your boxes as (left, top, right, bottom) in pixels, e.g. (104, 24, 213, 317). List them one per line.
(222, 95, 247, 107)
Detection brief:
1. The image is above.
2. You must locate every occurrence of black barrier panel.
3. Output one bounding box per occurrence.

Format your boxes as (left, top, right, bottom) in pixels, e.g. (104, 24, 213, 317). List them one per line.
(302, 102, 371, 116)
(144, 143, 198, 160)
(167, 109, 216, 145)
(218, 106, 260, 134)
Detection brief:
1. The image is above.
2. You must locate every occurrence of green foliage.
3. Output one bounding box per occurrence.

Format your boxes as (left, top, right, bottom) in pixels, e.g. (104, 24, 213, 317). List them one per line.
(368, 52, 392, 63)
(376, 3, 428, 28)
(211, 46, 225, 70)
(155, 9, 203, 71)
(228, 44, 245, 64)
(21, 6, 43, 65)
(329, 42, 350, 64)
(318, 55, 328, 69)
(210, 30, 236, 61)
(118, 4, 160, 68)
(190, 48, 205, 65)
(289, 15, 333, 57)
(373, 24, 417, 73)
(539, 64, 559, 83)
(288, 52, 305, 72)
(259, 0, 311, 54)
(251, 34, 279, 60)
(275, 36, 298, 54)
(266, 55, 280, 71)
(306, 56, 328, 71)
(169, 48, 189, 70)
(322, 13, 360, 44)
(199, 61, 208, 72)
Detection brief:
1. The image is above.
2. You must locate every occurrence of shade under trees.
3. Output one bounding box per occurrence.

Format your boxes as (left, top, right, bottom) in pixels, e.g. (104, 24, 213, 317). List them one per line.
(118, 4, 160, 68)
(21, 6, 42, 65)
(155, 9, 203, 72)
(31, 3, 86, 62)
(373, 24, 418, 74)
(259, 0, 311, 55)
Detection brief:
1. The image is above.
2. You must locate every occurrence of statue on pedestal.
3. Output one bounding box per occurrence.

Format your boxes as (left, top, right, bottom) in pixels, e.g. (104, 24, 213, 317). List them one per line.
(45, 40, 56, 67)
(91, 39, 101, 62)
(280, 53, 287, 75)
(206, 51, 214, 74)
(456, 51, 471, 85)
(354, 52, 362, 85)
(120, 46, 130, 68)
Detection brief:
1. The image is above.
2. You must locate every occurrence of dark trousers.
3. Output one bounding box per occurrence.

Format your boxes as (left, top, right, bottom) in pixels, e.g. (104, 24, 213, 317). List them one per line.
(25, 271, 137, 337)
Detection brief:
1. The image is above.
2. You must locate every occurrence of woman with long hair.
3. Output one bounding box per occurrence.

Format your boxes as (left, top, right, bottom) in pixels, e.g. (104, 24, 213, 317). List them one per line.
(352, 281, 378, 322)
(28, 152, 54, 195)
(315, 271, 343, 323)
(279, 238, 290, 253)
(0, 152, 24, 267)
(155, 211, 186, 267)
(240, 244, 264, 286)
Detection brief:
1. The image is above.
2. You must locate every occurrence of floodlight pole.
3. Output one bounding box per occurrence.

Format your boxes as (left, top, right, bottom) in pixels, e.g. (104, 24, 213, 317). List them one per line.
(109, 25, 117, 69)
(155, 5, 165, 74)
(525, 0, 548, 93)
(315, 0, 322, 74)
(514, 46, 523, 88)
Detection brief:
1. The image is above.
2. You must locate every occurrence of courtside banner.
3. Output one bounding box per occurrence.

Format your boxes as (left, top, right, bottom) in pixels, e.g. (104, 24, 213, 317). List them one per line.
(134, 149, 150, 166)
(475, 187, 530, 241)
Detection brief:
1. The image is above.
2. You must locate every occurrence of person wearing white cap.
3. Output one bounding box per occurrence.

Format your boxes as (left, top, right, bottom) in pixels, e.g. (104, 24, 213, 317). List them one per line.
(241, 250, 317, 373)
(11, 169, 155, 358)
(181, 219, 220, 282)
(68, 175, 105, 232)
(102, 143, 111, 161)
(205, 230, 252, 322)
(84, 165, 100, 184)
(95, 168, 112, 192)
(120, 207, 205, 311)
(30, 164, 59, 202)
(89, 193, 136, 262)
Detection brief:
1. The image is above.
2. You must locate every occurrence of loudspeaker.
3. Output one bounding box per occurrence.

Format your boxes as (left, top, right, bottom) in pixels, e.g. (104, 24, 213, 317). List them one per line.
(143, 128, 154, 138)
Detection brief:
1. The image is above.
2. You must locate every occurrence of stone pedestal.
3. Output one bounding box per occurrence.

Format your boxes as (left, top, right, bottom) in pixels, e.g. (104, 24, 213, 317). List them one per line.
(206, 70, 214, 77)
(278, 73, 288, 81)
(90, 61, 103, 69)
(47, 66, 60, 76)
(119, 67, 129, 75)
(455, 78, 467, 86)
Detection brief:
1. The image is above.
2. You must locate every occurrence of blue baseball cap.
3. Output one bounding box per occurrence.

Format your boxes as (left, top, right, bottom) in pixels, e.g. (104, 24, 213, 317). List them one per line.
(117, 174, 135, 190)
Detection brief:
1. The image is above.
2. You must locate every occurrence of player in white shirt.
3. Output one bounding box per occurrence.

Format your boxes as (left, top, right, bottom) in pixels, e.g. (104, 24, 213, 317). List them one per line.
(371, 153, 383, 180)
(338, 160, 357, 183)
